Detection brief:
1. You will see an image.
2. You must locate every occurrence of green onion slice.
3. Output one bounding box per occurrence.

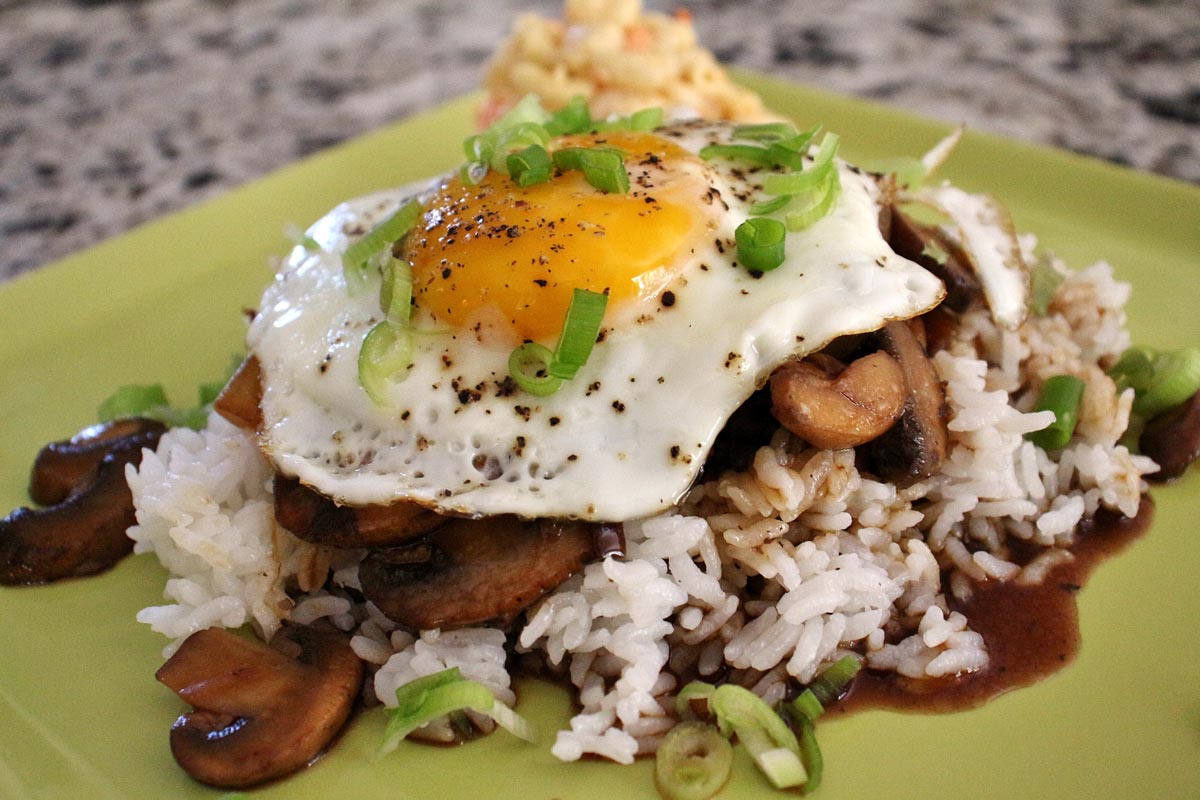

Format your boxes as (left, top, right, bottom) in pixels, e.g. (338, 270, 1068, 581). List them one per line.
(548, 288, 608, 379)
(709, 684, 806, 789)
(488, 121, 552, 172)
(1108, 346, 1156, 394)
(675, 681, 717, 721)
(1029, 257, 1065, 317)
(655, 722, 734, 800)
(735, 217, 788, 272)
(628, 107, 664, 131)
(379, 257, 414, 323)
(793, 713, 824, 792)
(380, 667, 536, 756)
(790, 689, 824, 723)
(544, 95, 592, 136)
(342, 200, 422, 290)
(784, 169, 841, 231)
(507, 143, 553, 187)
(1133, 347, 1200, 418)
(808, 654, 861, 705)
(508, 342, 563, 397)
(1026, 374, 1087, 450)
(97, 384, 170, 422)
(731, 122, 798, 143)
(698, 143, 774, 166)
(748, 194, 792, 215)
(761, 132, 840, 196)
(358, 321, 414, 407)
(578, 148, 630, 193)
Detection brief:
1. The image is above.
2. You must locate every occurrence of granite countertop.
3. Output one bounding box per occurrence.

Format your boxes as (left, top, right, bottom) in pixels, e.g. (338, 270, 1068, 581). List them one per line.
(1, 0, 1197, 283)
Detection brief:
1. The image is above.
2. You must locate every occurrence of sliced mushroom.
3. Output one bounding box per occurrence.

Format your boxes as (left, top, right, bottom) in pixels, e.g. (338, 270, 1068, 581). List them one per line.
(1, 424, 163, 585)
(864, 320, 949, 486)
(888, 208, 982, 313)
(29, 417, 167, 506)
(273, 474, 446, 548)
(157, 625, 363, 789)
(770, 351, 907, 450)
(360, 515, 597, 630)
(213, 355, 263, 430)
(1140, 390, 1200, 482)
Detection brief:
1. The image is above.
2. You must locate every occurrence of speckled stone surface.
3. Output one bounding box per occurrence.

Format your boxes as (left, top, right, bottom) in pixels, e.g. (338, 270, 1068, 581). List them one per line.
(1, 0, 1197, 282)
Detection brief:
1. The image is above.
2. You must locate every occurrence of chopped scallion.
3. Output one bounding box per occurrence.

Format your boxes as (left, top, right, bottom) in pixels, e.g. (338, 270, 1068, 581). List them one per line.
(735, 217, 787, 272)
(675, 681, 716, 721)
(654, 722, 733, 800)
(379, 257, 414, 324)
(508, 342, 562, 397)
(1132, 347, 1200, 419)
(507, 289, 609, 394)
(358, 321, 414, 407)
(1029, 258, 1065, 317)
(783, 169, 841, 231)
(793, 713, 824, 792)
(507, 143, 553, 187)
(790, 689, 824, 722)
(380, 667, 536, 756)
(1026, 374, 1086, 450)
(544, 95, 592, 137)
(698, 144, 774, 166)
(748, 194, 792, 215)
(342, 200, 422, 290)
(808, 654, 861, 705)
(578, 148, 630, 193)
(709, 684, 806, 789)
(548, 288, 608, 379)
(731, 122, 797, 143)
(97, 384, 169, 422)
(628, 107, 664, 131)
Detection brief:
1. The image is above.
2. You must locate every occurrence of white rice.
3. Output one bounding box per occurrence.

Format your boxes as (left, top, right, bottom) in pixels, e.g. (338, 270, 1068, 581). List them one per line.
(128, 256, 1157, 760)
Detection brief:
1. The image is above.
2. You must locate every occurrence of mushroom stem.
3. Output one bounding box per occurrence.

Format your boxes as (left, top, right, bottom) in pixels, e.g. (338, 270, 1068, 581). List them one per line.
(864, 320, 949, 486)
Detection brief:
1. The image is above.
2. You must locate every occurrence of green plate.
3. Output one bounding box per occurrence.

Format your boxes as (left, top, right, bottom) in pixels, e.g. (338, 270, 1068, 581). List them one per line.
(2, 73, 1198, 800)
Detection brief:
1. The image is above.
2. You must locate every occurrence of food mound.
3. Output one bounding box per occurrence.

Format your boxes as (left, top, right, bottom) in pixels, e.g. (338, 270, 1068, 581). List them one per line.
(123, 98, 1167, 784)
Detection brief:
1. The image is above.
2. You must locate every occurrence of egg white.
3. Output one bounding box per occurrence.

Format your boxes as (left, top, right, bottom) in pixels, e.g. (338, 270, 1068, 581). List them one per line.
(248, 122, 945, 521)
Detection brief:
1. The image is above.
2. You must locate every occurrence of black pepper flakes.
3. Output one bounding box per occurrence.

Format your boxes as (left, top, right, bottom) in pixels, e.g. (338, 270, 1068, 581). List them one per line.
(661, 290, 676, 307)
(612, 400, 626, 413)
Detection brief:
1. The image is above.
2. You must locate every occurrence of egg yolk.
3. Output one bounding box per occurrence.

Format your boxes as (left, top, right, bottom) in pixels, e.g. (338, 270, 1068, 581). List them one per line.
(403, 131, 716, 345)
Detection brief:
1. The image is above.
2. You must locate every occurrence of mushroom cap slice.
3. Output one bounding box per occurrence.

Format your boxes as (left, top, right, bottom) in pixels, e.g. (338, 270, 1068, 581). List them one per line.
(213, 355, 263, 431)
(1, 425, 163, 585)
(29, 417, 166, 506)
(360, 515, 597, 630)
(769, 351, 906, 451)
(1140, 390, 1200, 482)
(273, 473, 446, 548)
(157, 625, 364, 789)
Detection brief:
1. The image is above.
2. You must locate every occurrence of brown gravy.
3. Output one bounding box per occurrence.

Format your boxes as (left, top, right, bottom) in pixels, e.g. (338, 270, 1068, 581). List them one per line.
(833, 497, 1154, 715)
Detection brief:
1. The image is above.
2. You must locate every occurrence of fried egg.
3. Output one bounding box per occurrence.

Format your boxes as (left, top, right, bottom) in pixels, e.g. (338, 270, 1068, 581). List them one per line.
(248, 121, 945, 521)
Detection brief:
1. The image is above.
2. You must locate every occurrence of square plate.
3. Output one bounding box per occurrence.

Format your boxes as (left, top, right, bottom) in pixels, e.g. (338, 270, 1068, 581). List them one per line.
(1, 73, 1198, 799)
